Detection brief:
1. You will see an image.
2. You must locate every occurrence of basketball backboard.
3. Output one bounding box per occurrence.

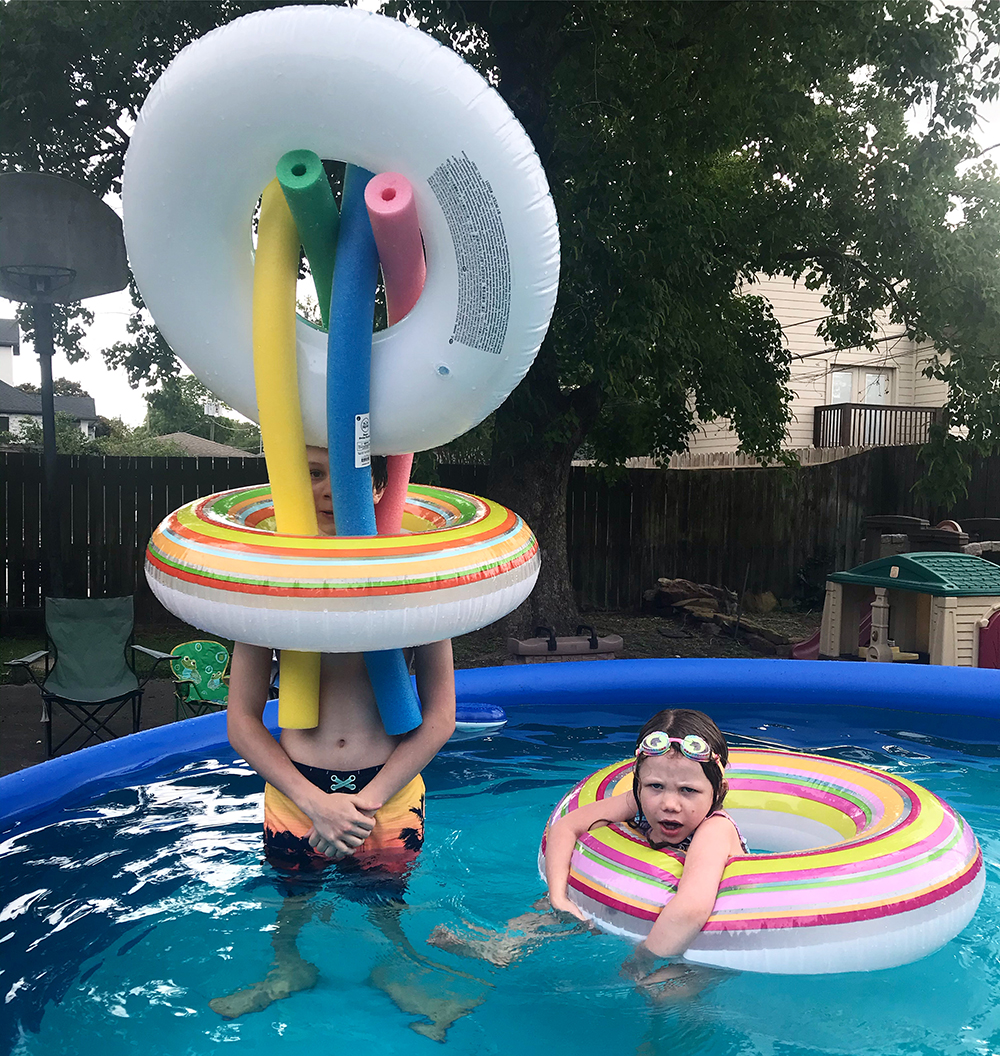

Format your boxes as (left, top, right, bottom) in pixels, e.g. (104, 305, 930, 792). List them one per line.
(0, 172, 128, 303)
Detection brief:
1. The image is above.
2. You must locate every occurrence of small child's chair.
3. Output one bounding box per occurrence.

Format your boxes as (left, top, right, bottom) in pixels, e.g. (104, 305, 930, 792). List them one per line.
(170, 640, 230, 719)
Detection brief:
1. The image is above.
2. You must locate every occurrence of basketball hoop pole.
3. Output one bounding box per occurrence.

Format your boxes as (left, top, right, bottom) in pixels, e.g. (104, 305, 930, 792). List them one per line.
(0, 171, 129, 604)
(33, 302, 63, 597)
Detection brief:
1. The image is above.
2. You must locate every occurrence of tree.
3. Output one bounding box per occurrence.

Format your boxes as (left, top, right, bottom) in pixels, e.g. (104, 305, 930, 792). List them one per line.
(396, 0, 1000, 624)
(8, 1, 1000, 628)
(2, 0, 302, 374)
(17, 378, 91, 398)
(145, 375, 262, 453)
(0, 412, 183, 456)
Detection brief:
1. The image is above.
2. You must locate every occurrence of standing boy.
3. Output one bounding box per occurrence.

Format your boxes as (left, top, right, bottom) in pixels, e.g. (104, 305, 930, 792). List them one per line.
(211, 450, 470, 1038)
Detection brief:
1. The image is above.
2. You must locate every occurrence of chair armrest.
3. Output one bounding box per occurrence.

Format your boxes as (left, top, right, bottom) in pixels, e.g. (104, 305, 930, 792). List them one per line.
(6, 650, 50, 690)
(132, 644, 174, 689)
(6, 650, 50, 666)
(132, 646, 173, 661)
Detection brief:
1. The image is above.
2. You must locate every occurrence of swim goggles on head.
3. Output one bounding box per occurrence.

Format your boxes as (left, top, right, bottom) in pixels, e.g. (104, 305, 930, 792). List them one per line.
(635, 731, 718, 763)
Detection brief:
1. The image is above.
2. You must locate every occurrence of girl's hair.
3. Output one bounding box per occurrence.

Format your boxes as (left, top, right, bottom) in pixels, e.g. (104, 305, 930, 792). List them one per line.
(632, 709, 730, 815)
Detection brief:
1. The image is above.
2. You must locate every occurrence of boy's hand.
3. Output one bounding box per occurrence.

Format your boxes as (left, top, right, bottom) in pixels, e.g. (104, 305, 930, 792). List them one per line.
(306, 793, 376, 857)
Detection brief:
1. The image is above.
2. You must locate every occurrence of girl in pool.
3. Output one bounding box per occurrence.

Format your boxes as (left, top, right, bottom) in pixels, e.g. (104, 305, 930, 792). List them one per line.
(431, 708, 747, 982)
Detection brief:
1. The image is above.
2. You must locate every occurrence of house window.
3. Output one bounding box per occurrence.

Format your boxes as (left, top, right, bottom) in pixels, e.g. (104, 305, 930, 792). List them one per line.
(863, 372, 890, 405)
(831, 371, 853, 403)
(0, 416, 8, 432)
(829, 367, 894, 404)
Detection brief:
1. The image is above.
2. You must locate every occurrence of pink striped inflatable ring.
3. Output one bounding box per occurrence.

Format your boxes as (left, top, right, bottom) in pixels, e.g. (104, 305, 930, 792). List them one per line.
(539, 747, 983, 974)
(145, 483, 539, 653)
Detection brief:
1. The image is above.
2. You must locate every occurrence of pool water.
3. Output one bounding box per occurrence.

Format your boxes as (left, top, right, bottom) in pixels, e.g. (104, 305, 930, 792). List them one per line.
(3, 701, 1000, 1056)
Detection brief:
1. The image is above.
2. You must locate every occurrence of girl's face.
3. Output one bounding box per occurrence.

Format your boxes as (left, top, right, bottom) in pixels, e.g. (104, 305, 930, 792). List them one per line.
(636, 752, 716, 846)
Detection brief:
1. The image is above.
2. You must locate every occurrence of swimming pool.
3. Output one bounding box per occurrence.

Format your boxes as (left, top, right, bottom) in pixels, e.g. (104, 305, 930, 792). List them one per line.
(2, 660, 999, 1055)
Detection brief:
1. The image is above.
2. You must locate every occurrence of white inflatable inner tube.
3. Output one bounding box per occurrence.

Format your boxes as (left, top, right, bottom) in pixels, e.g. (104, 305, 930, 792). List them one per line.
(122, 6, 560, 454)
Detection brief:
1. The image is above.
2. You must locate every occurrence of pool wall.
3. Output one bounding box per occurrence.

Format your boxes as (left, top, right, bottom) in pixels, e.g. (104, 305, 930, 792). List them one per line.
(3, 658, 999, 832)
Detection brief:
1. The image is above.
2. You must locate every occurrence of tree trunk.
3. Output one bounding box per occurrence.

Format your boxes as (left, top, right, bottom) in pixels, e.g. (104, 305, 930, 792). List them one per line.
(457, 0, 599, 637)
(488, 444, 578, 637)
(486, 370, 586, 636)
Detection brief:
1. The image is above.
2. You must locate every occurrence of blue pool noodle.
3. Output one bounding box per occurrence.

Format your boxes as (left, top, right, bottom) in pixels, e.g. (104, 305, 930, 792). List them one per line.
(327, 164, 422, 736)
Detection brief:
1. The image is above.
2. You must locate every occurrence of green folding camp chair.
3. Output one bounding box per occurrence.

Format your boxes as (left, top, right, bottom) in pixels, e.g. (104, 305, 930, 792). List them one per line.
(170, 640, 230, 719)
(6, 596, 171, 756)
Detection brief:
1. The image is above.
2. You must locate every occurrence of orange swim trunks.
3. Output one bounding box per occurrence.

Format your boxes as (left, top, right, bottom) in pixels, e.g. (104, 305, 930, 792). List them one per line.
(263, 765, 425, 891)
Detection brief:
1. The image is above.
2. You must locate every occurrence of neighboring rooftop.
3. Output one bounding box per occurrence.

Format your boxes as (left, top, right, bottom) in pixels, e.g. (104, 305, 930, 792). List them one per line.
(157, 431, 262, 458)
(829, 552, 1000, 597)
(0, 379, 96, 419)
(0, 319, 20, 353)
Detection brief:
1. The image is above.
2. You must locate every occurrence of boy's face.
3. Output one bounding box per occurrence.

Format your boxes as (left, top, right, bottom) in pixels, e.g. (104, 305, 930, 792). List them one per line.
(305, 446, 383, 537)
(306, 446, 337, 536)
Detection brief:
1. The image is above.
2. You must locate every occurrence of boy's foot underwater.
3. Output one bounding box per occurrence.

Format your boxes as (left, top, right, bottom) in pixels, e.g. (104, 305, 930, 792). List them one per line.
(209, 956, 319, 1019)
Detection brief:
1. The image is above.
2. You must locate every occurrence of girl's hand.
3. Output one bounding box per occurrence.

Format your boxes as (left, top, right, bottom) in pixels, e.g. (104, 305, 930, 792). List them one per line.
(620, 942, 659, 981)
(547, 893, 588, 921)
(306, 793, 376, 857)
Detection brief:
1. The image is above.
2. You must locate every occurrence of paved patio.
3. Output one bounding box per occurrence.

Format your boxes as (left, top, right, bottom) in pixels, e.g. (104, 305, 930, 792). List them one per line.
(0, 679, 183, 777)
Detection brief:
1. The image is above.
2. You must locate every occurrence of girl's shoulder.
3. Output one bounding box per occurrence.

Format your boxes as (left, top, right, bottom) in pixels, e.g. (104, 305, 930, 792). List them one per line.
(701, 810, 750, 854)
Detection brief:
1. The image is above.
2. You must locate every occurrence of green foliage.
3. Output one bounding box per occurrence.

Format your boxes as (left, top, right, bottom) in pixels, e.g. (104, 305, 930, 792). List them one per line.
(14, 302, 95, 364)
(144, 375, 262, 453)
(412, 414, 496, 483)
(381, 1, 1000, 492)
(1, 0, 313, 370)
(9, 0, 1000, 605)
(0, 412, 183, 456)
(914, 420, 975, 508)
(16, 377, 91, 398)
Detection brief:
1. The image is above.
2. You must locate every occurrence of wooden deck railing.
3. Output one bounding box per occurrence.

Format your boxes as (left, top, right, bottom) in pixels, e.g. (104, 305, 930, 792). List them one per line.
(812, 403, 944, 448)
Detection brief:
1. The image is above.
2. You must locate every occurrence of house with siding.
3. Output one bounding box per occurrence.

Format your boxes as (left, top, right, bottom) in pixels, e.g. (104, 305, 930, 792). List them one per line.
(675, 276, 948, 467)
(0, 321, 99, 437)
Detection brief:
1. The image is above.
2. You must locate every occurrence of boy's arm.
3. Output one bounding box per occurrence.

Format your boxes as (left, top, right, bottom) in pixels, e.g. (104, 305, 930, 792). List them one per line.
(226, 642, 375, 854)
(544, 792, 636, 919)
(351, 638, 456, 816)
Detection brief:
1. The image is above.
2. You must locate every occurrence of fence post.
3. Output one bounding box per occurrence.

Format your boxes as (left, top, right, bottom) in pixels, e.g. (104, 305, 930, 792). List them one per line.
(839, 404, 854, 448)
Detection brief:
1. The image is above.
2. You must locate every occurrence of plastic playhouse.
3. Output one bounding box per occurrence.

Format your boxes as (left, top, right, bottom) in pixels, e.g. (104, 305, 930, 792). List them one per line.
(819, 552, 1000, 667)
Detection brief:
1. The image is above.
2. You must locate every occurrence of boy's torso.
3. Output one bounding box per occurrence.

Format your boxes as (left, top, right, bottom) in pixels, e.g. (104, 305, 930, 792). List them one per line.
(279, 651, 402, 770)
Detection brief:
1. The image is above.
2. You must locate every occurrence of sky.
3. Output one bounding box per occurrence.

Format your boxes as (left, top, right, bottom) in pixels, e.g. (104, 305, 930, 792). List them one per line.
(4, 25, 1000, 428)
(2, 285, 150, 425)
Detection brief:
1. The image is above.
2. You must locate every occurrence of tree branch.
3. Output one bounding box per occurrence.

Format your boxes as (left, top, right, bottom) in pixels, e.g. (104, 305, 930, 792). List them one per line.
(771, 246, 915, 329)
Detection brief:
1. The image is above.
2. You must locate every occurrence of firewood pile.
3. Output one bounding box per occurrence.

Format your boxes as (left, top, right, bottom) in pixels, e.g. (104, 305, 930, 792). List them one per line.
(643, 578, 738, 619)
(643, 577, 800, 657)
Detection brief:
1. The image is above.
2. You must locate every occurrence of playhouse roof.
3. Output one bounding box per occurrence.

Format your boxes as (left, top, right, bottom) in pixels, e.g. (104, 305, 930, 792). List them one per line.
(828, 551, 1000, 597)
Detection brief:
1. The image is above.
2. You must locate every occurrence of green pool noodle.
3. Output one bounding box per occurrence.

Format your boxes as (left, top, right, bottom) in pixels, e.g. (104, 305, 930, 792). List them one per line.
(276, 149, 340, 327)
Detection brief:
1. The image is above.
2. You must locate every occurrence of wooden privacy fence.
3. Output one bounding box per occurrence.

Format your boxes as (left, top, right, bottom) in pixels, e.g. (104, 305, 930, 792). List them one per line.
(3, 452, 266, 628)
(568, 444, 1000, 609)
(6, 446, 1000, 626)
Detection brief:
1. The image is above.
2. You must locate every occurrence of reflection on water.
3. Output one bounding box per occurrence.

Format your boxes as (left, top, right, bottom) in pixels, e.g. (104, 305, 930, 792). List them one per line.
(1, 716, 999, 1056)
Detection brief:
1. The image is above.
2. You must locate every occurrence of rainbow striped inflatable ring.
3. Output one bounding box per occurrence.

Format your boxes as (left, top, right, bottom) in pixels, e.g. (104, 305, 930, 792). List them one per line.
(540, 747, 983, 974)
(146, 483, 539, 653)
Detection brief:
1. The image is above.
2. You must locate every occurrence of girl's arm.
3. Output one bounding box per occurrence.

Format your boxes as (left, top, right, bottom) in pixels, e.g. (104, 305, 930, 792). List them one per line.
(633, 814, 737, 963)
(544, 792, 636, 919)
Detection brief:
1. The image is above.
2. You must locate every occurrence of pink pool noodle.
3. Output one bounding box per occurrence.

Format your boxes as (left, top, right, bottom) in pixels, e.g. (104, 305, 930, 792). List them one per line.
(366, 173, 426, 535)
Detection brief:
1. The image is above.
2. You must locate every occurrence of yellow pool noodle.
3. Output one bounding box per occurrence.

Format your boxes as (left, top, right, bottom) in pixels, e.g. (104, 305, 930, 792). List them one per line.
(253, 178, 321, 729)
